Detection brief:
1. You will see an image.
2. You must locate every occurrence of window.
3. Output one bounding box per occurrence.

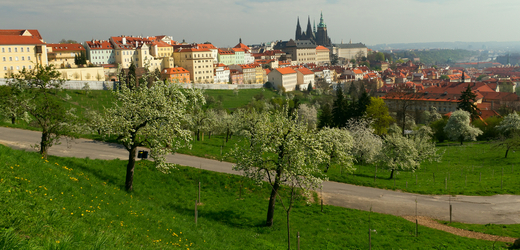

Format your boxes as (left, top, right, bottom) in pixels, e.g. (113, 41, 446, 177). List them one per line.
(21, 47, 23, 52)
(29, 65, 31, 69)
(8, 48, 11, 52)
(3, 67, 6, 70)
(9, 57, 12, 61)
(10, 66, 13, 70)
(16, 66, 19, 70)
(15, 57, 18, 61)
(21, 56, 24, 61)
(2, 57, 4, 61)
(1, 48, 4, 53)
(27, 47, 30, 52)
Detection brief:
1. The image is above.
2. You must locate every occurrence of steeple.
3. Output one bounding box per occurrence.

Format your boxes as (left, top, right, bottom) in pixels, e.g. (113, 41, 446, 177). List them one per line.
(295, 17, 302, 40)
(306, 16, 313, 39)
(313, 20, 316, 33)
(318, 11, 326, 28)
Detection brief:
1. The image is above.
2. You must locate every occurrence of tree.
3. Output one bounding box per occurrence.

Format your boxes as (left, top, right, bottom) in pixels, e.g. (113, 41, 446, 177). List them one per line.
(385, 83, 422, 135)
(317, 103, 334, 129)
(297, 104, 318, 129)
(330, 54, 339, 65)
(494, 134, 520, 158)
(0, 85, 28, 124)
(444, 110, 482, 145)
(458, 84, 480, 120)
(317, 127, 354, 173)
(364, 97, 394, 135)
(496, 112, 520, 136)
(439, 75, 450, 80)
(74, 52, 87, 66)
(346, 119, 383, 164)
(375, 52, 385, 61)
(7, 65, 79, 158)
(59, 39, 79, 44)
(430, 117, 448, 142)
(231, 108, 353, 227)
(381, 125, 441, 179)
(332, 85, 347, 127)
(96, 73, 204, 191)
(307, 82, 313, 94)
(476, 74, 487, 81)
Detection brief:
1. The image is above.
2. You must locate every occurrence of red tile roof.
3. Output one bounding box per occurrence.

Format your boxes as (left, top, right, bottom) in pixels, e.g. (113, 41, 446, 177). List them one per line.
(234, 43, 250, 51)
(295, 67, 314, 75)
(0, 29, 45, 45)
(162, 67, 189, 74)
(316, 45, 329, 51)
(274, 67, 296, 75)
(48, 43, 85, 51)
(85, 40, 114, 50)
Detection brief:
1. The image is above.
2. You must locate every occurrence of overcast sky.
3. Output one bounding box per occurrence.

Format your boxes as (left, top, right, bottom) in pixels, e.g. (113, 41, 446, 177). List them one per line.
(2, 0, 519, 48)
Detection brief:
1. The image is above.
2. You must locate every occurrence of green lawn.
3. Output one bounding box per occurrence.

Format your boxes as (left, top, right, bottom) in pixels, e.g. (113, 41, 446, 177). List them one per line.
(179, 136, 520, 196)
(0, 145, 509, 249)
(438, 220, 520, 239)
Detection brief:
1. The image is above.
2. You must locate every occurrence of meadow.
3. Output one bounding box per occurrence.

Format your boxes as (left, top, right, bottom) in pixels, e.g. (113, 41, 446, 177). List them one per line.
(0, 144, 511, 249)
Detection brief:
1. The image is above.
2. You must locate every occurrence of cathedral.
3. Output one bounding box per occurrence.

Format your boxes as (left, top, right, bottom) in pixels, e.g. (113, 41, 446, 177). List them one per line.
(295, 12, 332, 47)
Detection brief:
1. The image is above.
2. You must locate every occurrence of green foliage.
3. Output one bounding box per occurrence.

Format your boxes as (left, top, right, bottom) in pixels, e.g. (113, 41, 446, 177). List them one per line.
(74, 51, 87, 65)
(365, 97, 394, 135)
(317, 103, 333, 129)
(458, 84, 480, 120)
(7, 65, 79, 158)
(430, 117, 449, 143)
(472, 116, 502, 141)
(390, 49, 478, 65)
(476, 75, 487, 81)
(439, 75, 450, 80)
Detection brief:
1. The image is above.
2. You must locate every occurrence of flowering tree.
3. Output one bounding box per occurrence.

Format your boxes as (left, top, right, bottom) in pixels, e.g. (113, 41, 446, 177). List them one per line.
(381, 124, 441, 179)
(494, 112, 520, 158)
(7, 65, 79, 158)
(346, 119, 383, 164)
(297, 104, 318, 129)
(96, 76, 204, 191)
(231, 108, 354, 227)
(444, 109, 482, 145)
(317, 127, 354, 173)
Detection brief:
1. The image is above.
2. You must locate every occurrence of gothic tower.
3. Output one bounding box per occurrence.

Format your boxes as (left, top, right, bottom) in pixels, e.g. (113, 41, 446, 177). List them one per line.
(315, 11, 331, 46)
(295, 17, 302, 40)
(305, 16, 314, 41)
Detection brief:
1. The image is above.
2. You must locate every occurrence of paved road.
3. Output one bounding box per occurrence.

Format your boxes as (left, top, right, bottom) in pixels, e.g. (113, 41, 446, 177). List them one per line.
(1, 126, 519, 225)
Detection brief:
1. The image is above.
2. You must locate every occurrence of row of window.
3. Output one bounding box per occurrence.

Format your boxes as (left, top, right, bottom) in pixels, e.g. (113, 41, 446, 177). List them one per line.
(90, 50, 112, 54)
(92, 55, 115, 60)
(1, 47, 31, 53)
(2, 56, 31, 61)
(3, 65, 32, 71)
(117, 50, 148, 56)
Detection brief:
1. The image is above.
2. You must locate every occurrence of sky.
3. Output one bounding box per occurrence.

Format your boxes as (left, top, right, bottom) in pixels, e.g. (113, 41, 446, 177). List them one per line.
(2, 0, 520, 48)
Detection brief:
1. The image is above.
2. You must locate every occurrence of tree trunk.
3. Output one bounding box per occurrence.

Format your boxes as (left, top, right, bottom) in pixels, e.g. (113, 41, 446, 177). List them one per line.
(208, 131, 212, 139)
(40, 131, 49, 159)
(266, 169, 282, 227)
(11, 116, 15, 124)
(196, 129, 200, 141)
(287, 208, 291, 250)
(324, 163, 330, 173)
(460, 136, 464, 145)
(125, 146, 137, 191)
(225, 128, 230, 143)
(390, 169, 395, 179)
(505, 148, 509, 158)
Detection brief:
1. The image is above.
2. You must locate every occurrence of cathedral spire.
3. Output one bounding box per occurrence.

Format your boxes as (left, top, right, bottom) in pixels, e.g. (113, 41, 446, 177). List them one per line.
(306, 16, 313, 40)
(295, 17, 302, 40)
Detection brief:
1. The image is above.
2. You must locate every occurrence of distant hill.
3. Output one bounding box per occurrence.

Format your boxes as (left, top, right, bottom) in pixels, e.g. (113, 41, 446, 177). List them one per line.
(389, 49, 479, 65)
(369, 41, 520, 52)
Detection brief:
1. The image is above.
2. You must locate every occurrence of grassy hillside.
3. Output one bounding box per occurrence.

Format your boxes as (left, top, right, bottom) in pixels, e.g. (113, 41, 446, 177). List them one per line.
(0, 145, 508, 249)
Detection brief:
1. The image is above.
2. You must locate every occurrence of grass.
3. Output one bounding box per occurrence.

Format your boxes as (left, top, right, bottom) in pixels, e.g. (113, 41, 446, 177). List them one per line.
(178, 135, 520, 196)
(0, 144, 511, 249)
(203, 88, 280, 111)
(438, 220, 520, 239)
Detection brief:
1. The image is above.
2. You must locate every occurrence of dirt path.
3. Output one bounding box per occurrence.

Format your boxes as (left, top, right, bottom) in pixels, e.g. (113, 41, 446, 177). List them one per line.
(401, 216, 516, 243)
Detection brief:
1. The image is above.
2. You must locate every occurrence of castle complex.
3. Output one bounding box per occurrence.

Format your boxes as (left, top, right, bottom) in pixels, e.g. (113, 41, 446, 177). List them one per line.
(295, 12, 332, 47)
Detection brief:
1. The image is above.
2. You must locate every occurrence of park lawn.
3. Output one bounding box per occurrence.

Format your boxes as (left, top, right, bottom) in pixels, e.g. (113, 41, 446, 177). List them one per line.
(203, 88, 279, 111)
(0, 144, 509, 249)
(179, 135, 520, 196)
(437, 220, 520, 239)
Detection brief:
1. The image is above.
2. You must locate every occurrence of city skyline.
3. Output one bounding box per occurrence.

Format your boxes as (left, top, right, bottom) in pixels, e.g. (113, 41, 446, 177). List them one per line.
(2, 0, 519, 47)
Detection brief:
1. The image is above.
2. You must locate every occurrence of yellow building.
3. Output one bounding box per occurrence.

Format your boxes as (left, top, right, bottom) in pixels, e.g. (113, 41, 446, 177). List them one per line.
(173, 47, 214, 83)
(47, 43, 86, 68)
(110, 36, 162, 71)
(316, 46, 330, 65)
(0, 29, 48, 78)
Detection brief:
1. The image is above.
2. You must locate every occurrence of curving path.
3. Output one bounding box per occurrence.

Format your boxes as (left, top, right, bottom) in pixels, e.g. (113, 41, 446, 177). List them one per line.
(1, 127, 520, 225)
